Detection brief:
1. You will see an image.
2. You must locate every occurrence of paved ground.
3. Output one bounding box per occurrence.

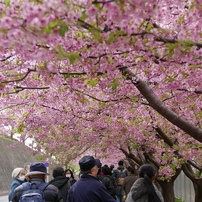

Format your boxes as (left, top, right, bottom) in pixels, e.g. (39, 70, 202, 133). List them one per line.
(0, 195, 7, 202)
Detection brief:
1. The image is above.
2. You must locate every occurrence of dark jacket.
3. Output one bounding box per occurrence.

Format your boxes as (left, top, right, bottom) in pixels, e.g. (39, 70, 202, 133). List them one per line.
(12, 177, 62, 202)
(67, 174, 116, 202)
(112, 166, 127, 197)
(113, 165, 127, 180)
(8, 178, 24, 201)
(69, 178, 76, 185)
(97, 175, 116, 199)
(123, 174, 137, 196)
(125, 178, 164, 202)
(49, 176, 70, 202)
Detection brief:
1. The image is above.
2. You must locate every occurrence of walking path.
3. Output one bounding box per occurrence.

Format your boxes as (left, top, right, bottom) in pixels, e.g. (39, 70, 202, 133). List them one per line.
(0, 195, 8, 202)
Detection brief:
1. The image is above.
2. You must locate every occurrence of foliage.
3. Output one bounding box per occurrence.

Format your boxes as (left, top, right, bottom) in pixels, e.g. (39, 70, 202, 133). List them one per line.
(175, 197, 184, 202)
(0, 0, 201, 186)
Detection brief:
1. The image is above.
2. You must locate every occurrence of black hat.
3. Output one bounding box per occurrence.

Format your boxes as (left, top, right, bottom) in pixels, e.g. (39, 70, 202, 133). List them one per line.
(79, 156, 96, 171)
(95, 159, 102, 169)
(25, 162, 50, 177)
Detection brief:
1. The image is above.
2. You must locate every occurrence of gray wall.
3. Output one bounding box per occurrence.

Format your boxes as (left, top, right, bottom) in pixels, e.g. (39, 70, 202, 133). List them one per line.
(174, 171, 194, 202)
(0, 138, 56, 196)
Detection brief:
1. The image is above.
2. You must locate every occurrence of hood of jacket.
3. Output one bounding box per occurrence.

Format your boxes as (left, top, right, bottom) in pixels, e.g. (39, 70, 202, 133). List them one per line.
(130, 178, 164, 202)
(117, 165, 125, 171)
(49, 176, 69, 189)
(130, 178, 147, 200)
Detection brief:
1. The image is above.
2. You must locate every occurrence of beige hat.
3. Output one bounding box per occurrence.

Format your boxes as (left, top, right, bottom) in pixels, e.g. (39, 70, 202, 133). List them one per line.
(12, 167, 23, 178)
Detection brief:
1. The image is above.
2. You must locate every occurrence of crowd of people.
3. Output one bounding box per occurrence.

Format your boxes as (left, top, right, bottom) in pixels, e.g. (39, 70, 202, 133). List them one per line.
(8, 156, 164, 202)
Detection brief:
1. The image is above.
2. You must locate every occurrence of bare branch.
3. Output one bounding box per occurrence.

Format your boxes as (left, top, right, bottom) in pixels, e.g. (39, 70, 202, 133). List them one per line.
(2, 68, 36, 83)
(177, 88, 202, 94)
(14, 86, 49, 90)
(0, 55, 13, 62)
(155, 36, 202, 49)
(73, 88, 131, 103)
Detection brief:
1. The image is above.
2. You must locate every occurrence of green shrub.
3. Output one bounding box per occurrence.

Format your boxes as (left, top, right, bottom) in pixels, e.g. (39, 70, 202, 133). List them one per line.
(175, 197, 184, 202)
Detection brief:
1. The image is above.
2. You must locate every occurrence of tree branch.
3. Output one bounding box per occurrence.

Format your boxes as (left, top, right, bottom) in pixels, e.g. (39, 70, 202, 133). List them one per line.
(2, 68, 36, 83)
(73, 88, 131, 103)
(155, 36, 202, 49)
(119, 66, 202, 143)
(0, 55, 13, 62)
(119, 147, 143, 165)
(177, 88, 202, 94)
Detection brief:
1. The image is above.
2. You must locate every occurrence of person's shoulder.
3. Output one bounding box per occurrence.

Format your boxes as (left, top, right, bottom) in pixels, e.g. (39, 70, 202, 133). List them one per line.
(49, 176, 68, 184)
(71, 178, 77, 184)
(113, 168, 119, 173)
(14, 182, 28, 193)
(131, 174, 137, 179)
(119, 166, 126, 171)
(101, 175, 111, 183)
(98, 175, 105, 180)
(126, 175, 137, 182)
(11, 178, 22, 186)
(124, 175, 129, 179)
(109, 175, 116, 180)
(90, 175, 105, 184)
(46, 183, 59, 190)
(133, 178, 143, 186)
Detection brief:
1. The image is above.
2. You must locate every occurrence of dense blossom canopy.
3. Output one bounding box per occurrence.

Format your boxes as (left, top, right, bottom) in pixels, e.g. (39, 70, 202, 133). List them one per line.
(0, 0, 201, 177)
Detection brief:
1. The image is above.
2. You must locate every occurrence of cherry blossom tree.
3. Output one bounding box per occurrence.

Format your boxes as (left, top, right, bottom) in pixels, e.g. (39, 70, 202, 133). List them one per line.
(0, 0, 202, 201)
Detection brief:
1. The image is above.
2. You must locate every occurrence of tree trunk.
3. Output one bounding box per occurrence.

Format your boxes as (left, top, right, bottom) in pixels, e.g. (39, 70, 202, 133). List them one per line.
(193, 181, 202, 202)
(157, 180, 175, 202)
(182, 163, 202, 202)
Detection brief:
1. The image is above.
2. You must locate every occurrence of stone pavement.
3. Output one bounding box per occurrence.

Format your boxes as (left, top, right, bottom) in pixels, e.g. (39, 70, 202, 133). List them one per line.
(0, 195, 7, 202)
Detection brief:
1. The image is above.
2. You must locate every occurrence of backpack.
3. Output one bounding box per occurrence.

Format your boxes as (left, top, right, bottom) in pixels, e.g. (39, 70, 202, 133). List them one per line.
(19, 182, 48, 202)
(117, 169, 127, 186)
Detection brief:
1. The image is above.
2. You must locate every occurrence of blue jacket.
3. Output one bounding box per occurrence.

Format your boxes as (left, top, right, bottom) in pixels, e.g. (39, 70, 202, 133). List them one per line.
(8, 178, 23, 201)
(67, 174, 116, 202)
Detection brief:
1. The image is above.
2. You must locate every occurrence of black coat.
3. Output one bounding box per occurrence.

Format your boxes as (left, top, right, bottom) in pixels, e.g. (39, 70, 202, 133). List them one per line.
(49, 176, 70, 202)
(97, 175, 116, 198)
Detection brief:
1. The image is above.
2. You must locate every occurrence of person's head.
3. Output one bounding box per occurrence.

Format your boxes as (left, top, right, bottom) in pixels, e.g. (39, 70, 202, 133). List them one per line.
(102, 166, 112, 176)
(118, 160, 124, 166)
(138, 164, 161, 202)
(52, 167, 65, 178)
(109, 164, 114, 171)
(79, 155, 98, 176)
(138, 164, 156, 181)
(65, 168, 74, 179)
(95, 158, 102, 174)
(127, 166, 135, 174)
(95, 159, 102, 169)
(25, 162, 50, 181)
(12, 167, 26, 181)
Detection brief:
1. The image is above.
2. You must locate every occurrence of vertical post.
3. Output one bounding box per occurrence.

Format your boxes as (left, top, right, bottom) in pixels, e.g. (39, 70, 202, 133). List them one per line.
(44, 159, 50, 182)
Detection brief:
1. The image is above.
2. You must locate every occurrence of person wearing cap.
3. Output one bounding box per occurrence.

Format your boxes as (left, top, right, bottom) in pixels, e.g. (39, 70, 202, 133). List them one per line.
(8, 167, 26, 202)
(67, 155, 116, 202)
(12, 162, 62, 202)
